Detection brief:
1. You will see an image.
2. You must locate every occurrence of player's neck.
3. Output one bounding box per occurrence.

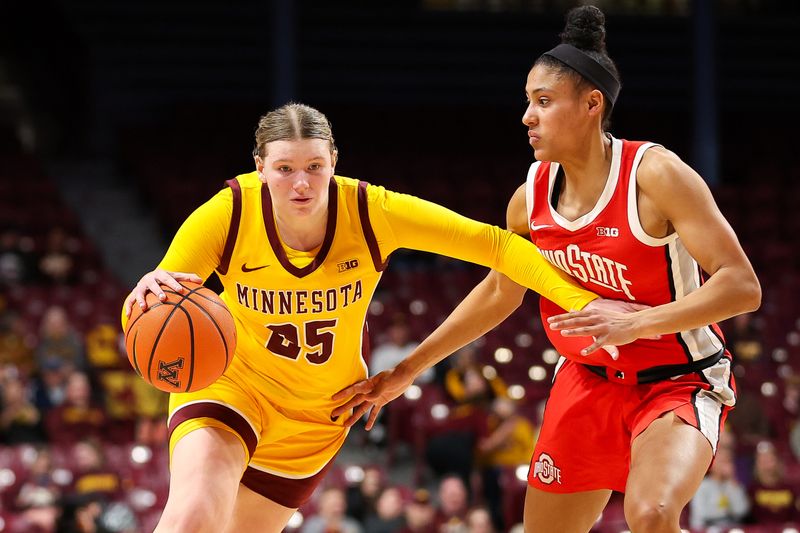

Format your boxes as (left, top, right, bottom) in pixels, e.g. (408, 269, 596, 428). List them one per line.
(557, 133, 613, 208)
(273, 210, 328, 252)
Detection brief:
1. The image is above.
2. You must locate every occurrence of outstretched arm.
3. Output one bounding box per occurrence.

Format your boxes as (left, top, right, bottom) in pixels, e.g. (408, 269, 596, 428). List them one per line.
(365, 182, 598, 313)
(334, 185, 537, 427)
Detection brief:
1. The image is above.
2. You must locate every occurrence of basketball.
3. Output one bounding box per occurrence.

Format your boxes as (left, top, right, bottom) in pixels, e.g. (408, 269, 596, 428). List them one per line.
(124, 281, 237, 393)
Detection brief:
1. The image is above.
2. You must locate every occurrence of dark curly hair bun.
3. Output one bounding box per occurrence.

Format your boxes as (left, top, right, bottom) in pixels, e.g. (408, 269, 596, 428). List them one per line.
(560, 5, 607, 53)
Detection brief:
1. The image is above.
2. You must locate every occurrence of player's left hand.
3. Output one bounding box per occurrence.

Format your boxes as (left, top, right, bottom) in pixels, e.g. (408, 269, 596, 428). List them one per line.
(549, 299, 657, 356)
(331, 367, 414, 429)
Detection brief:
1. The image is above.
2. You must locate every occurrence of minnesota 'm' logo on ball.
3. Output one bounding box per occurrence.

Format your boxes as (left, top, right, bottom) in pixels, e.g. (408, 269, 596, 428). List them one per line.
(157, 357, 185, 388)
(533, 453, 562, 485)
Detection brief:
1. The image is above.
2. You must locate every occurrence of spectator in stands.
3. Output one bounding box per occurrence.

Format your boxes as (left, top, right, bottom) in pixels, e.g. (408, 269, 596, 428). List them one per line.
(84, 323, 124, 370)
(747, 440, 800, 524)
(371, 318, 432, 384)
(775, 375, 800, 443)
(465, 506, 495, 533)
(726, 372, 774, 455)
(398, 488, 436, 533)
(0, 377, 45, 443)
(433, 475, 469, 532)
(44, 371, 106, 444)
(302, 486, 363, 533)
(31, 355, 69, 412)
(68, 439, 125, 502)
(689, 446, 749, 529)
(444, 344, 507, 409)
(35, 305, 85, 372)
(0, 304, 35, 377)
(0, 228, 35, 286)
(57, 495, 138, 533)
(476, 397, 536, 531)
(368, 318, 430, 448)
(38, 226, 77, 285)
(346, 464, 384, 523)
(424, 345, 506, 489)
(13, 447, 61, 532)
(726, 312, 764, 363)
(363, 486, 406, 533)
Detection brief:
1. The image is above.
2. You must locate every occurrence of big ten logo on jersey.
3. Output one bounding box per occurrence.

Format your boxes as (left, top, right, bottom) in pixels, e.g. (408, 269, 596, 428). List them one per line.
(596, 226, 619, 237)
(337, 258, 359, 273)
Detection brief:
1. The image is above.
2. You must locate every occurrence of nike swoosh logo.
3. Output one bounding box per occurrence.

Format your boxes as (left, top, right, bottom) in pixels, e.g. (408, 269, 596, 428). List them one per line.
(241, 263, 269, 273)
(530, 223, 552, 231)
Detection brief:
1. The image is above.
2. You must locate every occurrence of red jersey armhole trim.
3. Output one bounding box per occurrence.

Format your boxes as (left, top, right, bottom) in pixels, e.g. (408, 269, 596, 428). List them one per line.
(217, 178, 242, 276)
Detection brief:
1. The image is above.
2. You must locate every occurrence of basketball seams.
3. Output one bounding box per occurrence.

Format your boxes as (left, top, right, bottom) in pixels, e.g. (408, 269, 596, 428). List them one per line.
(163, 287, 228, 312)
(131, 331, 142, 377)
(181, 297, 231, 368)
(123, 301, 166, 346)
(164, 285, 234, 368)
(175, 304, 196, 393)
(146, 303, 185, 388)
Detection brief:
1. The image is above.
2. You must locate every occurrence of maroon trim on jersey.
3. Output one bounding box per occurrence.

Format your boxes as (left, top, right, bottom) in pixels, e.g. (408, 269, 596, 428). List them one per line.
(217, 179, 242, 276)
(361, 322, 371, 367)
(241, 458, 338, 508)
(260, 178, 338, 278)
(168, 402, 258, 458)
(357, 181, 389, 271)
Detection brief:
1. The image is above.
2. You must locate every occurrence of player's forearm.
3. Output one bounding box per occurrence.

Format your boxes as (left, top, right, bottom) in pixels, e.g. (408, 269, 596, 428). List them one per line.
(633, 265, 761, 338)
(495, 231, 597, 311)
(398, 273, 524, 380)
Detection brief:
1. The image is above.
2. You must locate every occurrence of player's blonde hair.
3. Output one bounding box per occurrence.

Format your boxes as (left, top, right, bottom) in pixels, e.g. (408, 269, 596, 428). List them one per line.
(253, 103, 337, 158)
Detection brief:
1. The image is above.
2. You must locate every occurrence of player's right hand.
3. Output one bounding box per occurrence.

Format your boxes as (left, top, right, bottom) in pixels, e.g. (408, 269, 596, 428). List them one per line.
(124, 269, 203, 317)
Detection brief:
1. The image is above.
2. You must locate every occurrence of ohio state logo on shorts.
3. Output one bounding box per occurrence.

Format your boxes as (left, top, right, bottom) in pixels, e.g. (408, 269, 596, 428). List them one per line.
(533, 452, 562, 485)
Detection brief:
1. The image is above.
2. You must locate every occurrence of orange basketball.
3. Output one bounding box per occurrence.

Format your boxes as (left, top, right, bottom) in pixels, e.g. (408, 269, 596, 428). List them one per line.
(124, 281, 236, 393)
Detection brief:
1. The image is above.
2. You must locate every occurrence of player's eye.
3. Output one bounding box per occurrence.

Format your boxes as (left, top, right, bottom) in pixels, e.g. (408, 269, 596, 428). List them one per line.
(308, 163, 321, 171)
(278, 166, 292, 173)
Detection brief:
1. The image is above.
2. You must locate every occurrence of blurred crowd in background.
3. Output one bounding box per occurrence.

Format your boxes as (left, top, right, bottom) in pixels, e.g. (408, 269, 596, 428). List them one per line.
(2, 0, 800, 532)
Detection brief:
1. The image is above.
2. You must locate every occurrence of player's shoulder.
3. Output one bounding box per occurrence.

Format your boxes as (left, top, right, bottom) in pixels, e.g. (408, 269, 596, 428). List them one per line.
(333, 174, 362, 192)
(232, 171, 262, 190)
(334, 175, 390, 201)
(636, 144, 702, 196)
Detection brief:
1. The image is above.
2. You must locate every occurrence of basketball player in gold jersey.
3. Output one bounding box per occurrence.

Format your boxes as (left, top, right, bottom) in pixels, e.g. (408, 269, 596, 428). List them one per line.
(123, 103, 610, 533)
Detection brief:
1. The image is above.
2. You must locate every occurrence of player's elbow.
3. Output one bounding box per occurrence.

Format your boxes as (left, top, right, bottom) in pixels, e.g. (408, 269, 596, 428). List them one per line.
(740, 274, 762, 313)
(731, 267, 761, 314)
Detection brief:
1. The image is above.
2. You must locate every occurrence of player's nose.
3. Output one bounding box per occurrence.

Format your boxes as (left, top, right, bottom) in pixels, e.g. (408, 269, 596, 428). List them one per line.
(293, 176, 310, 192)
(522, 104, 537, 126)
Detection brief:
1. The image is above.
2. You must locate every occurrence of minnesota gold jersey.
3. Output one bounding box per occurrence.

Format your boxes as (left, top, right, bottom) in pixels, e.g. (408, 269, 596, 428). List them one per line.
(157, 172, 596, 413)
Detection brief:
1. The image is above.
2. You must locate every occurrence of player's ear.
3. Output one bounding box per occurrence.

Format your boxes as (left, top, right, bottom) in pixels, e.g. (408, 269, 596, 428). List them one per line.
(587, 89, 604, 118)
(254, 155, 265, 174)
(331, 149, 338, 173)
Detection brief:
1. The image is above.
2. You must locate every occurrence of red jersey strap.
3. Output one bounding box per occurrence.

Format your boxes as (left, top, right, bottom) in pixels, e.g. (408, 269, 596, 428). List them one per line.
(217, 178, 242, 276)
(357, 181, 389, 272)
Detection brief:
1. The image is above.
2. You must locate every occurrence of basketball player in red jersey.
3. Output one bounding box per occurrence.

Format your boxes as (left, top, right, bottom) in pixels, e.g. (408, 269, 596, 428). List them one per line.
(334, 6, 760, 533)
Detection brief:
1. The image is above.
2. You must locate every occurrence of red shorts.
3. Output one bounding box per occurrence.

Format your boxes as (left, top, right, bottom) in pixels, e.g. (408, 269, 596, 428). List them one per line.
(528, 358, 735, 493)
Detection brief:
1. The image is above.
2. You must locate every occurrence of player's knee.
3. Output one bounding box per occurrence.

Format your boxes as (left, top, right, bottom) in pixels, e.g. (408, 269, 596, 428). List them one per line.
(624, 498, 680, 533)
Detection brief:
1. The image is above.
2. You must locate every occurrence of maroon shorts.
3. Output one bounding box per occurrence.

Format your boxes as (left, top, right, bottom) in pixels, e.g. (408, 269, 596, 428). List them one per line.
(528, 358, 734, 493)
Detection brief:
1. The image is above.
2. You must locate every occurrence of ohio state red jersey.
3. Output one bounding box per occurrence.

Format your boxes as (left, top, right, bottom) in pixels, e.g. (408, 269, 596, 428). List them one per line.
(526, 137, 730, 384)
